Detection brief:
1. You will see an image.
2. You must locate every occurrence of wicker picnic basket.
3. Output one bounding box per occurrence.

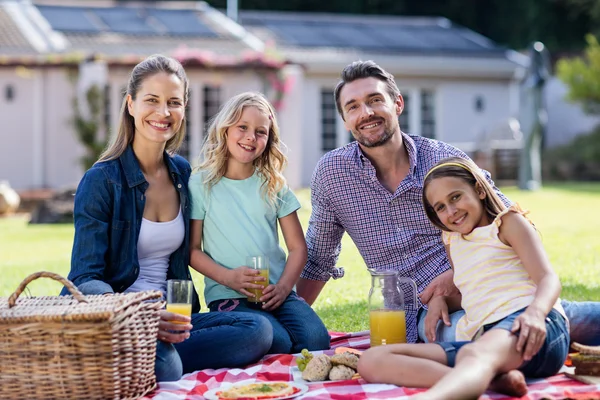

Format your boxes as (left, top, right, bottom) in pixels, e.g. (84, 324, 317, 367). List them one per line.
(0, 271, 164, 400)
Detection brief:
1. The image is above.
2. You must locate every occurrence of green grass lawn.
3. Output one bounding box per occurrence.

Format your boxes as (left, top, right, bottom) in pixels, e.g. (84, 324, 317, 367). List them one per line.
(1, 183, 599, 332)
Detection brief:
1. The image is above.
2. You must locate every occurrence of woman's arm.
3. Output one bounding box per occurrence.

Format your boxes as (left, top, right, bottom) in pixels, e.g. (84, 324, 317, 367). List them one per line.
(68, 168, 114, 295)
(188, 219, 263, 297)
(261, 211, 307, 311)
(499, 211, 561, 360)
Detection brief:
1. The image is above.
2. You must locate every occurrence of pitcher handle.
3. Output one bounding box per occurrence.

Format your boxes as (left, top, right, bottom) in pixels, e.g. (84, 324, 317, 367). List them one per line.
(396, 277, 418, 310)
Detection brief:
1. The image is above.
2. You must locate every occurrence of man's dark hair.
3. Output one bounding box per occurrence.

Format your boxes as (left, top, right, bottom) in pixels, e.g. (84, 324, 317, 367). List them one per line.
(334, 60, 401, 120)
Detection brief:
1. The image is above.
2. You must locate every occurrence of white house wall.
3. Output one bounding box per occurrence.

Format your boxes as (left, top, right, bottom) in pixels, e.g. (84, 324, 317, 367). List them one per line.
(437, 80, 513, 150)
(0, 68, 36, 190)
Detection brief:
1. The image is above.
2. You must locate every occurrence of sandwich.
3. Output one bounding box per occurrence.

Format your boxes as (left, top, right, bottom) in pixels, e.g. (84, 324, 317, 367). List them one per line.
(570, 342, 600, 376)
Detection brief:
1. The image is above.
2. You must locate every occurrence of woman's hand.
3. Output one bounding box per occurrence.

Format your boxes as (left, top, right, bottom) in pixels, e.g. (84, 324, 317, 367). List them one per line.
(223, 266, 267, 297)
(424, 296, 451, 342)
(157, 310, 192, 344)
(260, 283, 292, 311)
(511, 306, 547, 361)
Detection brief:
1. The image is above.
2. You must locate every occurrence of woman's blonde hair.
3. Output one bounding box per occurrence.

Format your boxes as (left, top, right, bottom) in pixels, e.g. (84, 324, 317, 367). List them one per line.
(97, 54, 189, 163)
(422, 157, 506, 232)
(196, 92, 287, 206)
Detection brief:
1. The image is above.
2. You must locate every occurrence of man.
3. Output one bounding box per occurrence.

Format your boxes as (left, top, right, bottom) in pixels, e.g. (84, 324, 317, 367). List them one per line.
(297, 60, 599, 345)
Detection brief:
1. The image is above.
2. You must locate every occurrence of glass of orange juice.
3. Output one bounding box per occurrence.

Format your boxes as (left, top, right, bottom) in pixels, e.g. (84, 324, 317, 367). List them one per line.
(246, 256, 269, 303)
(166, 279, 192, 324)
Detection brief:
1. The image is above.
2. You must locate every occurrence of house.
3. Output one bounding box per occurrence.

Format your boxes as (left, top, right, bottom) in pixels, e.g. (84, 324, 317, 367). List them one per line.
(0, 0, 526, 190)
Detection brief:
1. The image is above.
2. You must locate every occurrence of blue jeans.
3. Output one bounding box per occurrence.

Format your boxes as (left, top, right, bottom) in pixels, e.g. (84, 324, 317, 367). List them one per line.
(156, 311, 273, 381)
(209, 292, 331, 354)
(418, 299, 600, 346)
(436, 308, 569, 378)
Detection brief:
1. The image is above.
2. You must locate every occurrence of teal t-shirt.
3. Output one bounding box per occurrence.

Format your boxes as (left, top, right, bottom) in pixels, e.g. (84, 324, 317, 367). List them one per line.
(189, 171, 301, 305)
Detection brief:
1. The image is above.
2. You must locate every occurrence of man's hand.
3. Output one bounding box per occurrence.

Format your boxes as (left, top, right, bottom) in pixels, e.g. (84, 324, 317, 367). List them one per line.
(511, 305, 547, 361)
(157, 310, 192, 343)
(223, 266, 266, 297)
(260, 283, 292, 311)
(419, 269, 459, 305)
(424, 296, 451, 342)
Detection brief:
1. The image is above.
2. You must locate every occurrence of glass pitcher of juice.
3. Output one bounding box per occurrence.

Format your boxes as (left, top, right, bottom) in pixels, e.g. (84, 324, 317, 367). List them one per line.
(368, 269, 417, 347)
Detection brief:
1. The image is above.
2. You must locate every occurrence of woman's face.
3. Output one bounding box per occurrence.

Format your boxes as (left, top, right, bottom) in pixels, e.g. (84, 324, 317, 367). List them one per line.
(127, 72, 185, 148)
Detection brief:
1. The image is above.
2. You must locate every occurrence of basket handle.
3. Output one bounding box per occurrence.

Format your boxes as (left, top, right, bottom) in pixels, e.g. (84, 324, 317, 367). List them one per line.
(8, 271, 88, 308)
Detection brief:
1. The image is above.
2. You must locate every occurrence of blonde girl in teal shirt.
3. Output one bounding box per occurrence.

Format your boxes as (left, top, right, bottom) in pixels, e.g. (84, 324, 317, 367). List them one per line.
(188, 92, 330, 354)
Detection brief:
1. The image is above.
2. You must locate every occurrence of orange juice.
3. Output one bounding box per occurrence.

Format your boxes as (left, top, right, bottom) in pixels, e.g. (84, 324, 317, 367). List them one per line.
(166, 303, 192, 324)
(248, 269, 269, 303)
(370, 309, 407, 346)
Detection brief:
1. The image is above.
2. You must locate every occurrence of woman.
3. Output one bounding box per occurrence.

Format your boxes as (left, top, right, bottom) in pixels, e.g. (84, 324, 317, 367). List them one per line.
(62, 55, 273, 381)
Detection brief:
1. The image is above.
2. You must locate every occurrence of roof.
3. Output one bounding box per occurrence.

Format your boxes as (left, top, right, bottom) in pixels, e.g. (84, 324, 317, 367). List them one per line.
(0, 5, 38, 55)
(239, 10, 508, 57)
(28, 2, 262, 57)
(36, 5, 218, 37)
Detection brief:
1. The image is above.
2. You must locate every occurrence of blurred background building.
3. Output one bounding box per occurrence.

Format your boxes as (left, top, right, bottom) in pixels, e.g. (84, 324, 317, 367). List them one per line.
(3, 0, 591, 190)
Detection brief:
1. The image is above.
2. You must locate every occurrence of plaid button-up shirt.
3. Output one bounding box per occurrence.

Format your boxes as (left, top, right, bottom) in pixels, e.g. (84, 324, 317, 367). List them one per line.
(302, 132, 508, 343)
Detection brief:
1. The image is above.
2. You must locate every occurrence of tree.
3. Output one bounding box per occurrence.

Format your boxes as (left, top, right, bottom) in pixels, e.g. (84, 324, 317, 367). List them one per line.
(556, 34, 600, 115)
(72, 84, 108, 170)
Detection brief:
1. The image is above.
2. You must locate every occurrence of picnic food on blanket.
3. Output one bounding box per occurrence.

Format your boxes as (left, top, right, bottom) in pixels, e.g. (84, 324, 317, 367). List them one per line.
(329, 365, 356, 380)
(216, 381, 299, 399)
(330, 352, 359, 369)
(570, 342, 600, 376)
(300, 350, 361, 381)
(295, 348, 314, 371)
(334, 346, 363, 356)
(302, 354, 332, 381)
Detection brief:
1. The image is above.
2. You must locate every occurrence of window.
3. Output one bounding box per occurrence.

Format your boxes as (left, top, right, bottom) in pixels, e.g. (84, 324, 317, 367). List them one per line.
(420, 90, 436, 139)
(321, 89, 337, 152)
(398, 92, 410, 133)
(203, 85, 221, 138)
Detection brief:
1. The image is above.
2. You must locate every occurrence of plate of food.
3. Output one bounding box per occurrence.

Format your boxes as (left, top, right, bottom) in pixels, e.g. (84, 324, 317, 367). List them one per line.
(203, 380, 308, 400)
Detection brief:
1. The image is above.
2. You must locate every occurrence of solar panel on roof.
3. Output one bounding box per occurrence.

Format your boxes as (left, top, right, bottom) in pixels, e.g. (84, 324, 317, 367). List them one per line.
(37, 6, 101, 33)
(327, 24, 388, 48)
(267, 23, 327, 46)
(93, 8, 156, 34)
(146, 9, 216, 37)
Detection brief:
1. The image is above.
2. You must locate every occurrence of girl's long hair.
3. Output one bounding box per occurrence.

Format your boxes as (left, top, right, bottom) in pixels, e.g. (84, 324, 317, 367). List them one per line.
(422, 157, 506, 232)
(97, 54, 189, 163)
(196, 92, 287, 206)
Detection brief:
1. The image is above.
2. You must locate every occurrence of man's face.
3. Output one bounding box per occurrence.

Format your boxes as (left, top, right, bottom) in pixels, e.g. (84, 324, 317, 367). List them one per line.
(339, 77, 403, 148)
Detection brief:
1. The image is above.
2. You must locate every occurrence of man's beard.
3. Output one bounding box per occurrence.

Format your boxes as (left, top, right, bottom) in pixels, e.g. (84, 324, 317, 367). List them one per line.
(351, 122, 396, 148)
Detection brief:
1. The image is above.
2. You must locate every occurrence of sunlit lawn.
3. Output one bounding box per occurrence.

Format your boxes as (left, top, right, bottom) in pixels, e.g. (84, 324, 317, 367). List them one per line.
(1, 183, 599, 332)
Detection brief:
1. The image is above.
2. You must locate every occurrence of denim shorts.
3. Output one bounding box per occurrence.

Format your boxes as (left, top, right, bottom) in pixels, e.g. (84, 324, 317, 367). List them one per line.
(437, 307, 570, 378)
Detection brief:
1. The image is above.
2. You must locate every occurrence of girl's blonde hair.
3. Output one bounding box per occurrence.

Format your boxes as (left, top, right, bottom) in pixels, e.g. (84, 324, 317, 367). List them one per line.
(97, 54, 189, 163)
(197, 92, 287, 206)
(422, 157, 506, 232)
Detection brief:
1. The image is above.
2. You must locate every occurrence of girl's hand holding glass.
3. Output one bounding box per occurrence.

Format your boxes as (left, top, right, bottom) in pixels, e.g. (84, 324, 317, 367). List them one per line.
(260, 282, 292, 311)
(224, 266, 267, 298)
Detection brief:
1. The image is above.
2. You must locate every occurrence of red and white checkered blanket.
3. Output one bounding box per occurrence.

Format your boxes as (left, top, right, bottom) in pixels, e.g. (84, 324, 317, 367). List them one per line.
(143, 331, 600, 399)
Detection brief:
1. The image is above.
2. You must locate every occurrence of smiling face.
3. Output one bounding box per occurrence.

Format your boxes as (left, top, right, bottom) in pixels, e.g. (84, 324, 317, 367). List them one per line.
(225, 105, 270, 176)
(127, 72, 185, 148)
(339, 77, 403, 148)
(425, 176, 491, 234)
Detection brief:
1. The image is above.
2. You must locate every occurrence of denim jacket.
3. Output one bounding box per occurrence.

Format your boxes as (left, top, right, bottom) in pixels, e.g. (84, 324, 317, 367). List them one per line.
(62, 145, 200, 312)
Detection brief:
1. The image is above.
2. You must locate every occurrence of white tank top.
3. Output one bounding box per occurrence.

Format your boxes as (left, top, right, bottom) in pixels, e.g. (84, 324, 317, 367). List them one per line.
(125, 208, 184, 298)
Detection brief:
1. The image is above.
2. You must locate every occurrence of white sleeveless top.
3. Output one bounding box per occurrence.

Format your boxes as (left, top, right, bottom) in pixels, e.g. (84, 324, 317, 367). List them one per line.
(125, 208, 184, 298)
